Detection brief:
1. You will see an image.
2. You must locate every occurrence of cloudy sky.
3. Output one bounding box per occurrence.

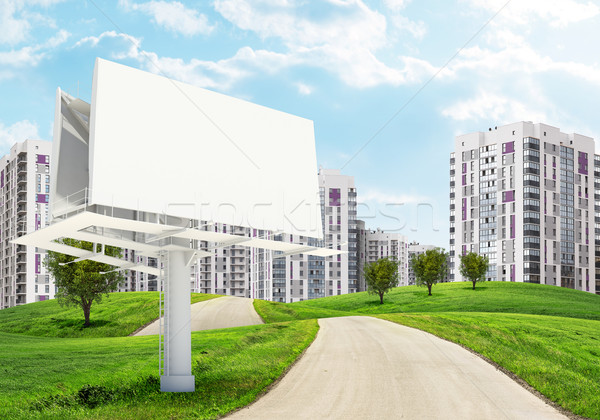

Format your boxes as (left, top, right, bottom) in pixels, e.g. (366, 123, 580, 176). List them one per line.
(1, 0, 599, 247)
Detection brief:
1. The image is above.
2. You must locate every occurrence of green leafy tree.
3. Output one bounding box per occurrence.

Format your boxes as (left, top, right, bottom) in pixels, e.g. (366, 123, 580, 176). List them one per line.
(410, 248, 448, 296)
(45, 239, 124, 327)
(363, 257, 399, 304)
(459, 251, 489, 290)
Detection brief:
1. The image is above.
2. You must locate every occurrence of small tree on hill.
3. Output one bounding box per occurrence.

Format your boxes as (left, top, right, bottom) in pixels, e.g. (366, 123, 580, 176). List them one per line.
(363, 257, 399, 304)
(459, 251, 489, 290)
(410, 248, 448, 296)
(45, 239, 124, 327)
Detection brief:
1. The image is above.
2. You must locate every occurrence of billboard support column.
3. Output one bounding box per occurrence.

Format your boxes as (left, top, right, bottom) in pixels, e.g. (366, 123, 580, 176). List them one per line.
(160, 248, 195, 392)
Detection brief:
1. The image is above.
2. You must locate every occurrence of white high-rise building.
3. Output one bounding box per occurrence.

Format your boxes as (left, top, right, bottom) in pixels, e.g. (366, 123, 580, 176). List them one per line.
(0, 140, 54, 308)
(407, 242, 437, 285)
(363, 229, 409, 286)
(450, 122, 596, 293)
(192, 168, 359, 302)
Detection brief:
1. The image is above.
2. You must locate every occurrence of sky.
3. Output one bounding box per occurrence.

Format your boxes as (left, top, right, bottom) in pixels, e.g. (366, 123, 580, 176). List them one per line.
(1, 0, 599, 248)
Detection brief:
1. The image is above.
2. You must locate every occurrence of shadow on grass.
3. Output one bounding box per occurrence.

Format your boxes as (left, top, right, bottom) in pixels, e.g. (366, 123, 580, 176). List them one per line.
(50, 318, 113, 330)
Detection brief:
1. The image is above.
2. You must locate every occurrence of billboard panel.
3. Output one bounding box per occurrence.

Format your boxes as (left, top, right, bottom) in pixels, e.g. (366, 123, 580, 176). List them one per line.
(88, 59, 322, 239)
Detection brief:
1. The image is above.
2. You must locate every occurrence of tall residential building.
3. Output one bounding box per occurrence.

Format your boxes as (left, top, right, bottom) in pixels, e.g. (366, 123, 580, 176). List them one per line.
(450, 122, 596, 293)
(192, 168, 359, 302)
(594, 155, 600, 295)
(0, 140, 54, 308)
(318, 168, 358, 296)
(363, 229, 409, 286)
(407, 242, 436, 285)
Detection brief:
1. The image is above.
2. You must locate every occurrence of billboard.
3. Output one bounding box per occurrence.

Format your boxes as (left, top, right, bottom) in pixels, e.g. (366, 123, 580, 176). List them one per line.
(55, 58, 323, 239)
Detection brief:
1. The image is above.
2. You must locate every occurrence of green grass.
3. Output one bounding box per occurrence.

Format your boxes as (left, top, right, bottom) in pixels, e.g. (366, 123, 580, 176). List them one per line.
(0, 292, 219, 338)
(377, 312, 600, 419)
(4, 282, 600, 419)
(253, 298, 355, 323)
(0, 320, 319, 419)
(254, 281, 600, 322)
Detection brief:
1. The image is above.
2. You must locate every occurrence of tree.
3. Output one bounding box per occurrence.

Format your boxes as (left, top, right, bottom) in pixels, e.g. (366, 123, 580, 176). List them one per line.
(45, 239, 124, 327)
(410, 248, 448, 296)
(363, 257, 399, 304)
(459, 251, 489, 290)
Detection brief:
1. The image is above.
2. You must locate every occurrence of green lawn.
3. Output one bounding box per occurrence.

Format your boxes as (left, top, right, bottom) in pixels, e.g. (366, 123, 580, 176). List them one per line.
(3, 282, 600, 419)
(377, 312, 600, 419)
(0, 320, 319, 419)
(254, 281, 600, 322)
(0, 292, 219, 338)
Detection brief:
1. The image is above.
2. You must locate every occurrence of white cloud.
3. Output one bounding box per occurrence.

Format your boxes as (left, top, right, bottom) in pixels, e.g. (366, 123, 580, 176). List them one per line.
(466, 0, 599, 28)
(0, 29, 69, 68)
(442, 90, 548, 124)
(214, 0, 429, 88)
(120, 0, 214, 36)
(0, 120, 39, 150)
(296, 82, 313, 95)
(74, 31, 295, 90)
(383, 0, 411, 12)
(0, 0, 64, 45)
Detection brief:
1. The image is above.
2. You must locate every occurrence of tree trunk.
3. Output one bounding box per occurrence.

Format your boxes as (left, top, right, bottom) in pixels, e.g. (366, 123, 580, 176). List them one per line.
(427, 284, 432, 296)
(379, 292, 384, 304)
(82, 298, 92, 327)
(472, 280, 476, 290)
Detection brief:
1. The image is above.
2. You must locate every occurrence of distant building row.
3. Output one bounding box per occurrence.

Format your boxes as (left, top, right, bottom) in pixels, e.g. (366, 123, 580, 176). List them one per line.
(0, 145, 433, 308)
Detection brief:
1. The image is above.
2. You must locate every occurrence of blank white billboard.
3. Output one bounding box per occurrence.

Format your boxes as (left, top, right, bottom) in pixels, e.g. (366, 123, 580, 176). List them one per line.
(88, 58, 322, 239)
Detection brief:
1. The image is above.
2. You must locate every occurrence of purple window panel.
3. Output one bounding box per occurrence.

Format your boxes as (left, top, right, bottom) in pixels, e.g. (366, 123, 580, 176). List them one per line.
(329, 188, 341, 206)
(223, 225, 226, 233)
(502, 190, 514, 203)
(462, 175, 467, 186)
(35, 254, 41, 274)
(553, 173, 556, 180)
(462, 198, 467, 221)
(510, 265, 515, 282)
(462, 245, 467, 255)
(337, 254, 341, 262)
(502, 141, 514, 154)
(510, 215, 515, 239)
(39, 295, 47, 301)
(586, 273, 589, 291)
(36, 194, 49, 203)
(36, 154, 49, 164)
(578, 152, 588, 175)
(462, 163, 467, 174)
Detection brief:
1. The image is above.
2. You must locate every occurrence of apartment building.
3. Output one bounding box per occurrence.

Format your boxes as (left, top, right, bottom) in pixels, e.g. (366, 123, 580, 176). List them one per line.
(0, 140, 54, 308)
(363, 229, 409, 286)
(407, 242, 437, 285)
(450, 122, 596, 293)
(191, 168, 359, 302)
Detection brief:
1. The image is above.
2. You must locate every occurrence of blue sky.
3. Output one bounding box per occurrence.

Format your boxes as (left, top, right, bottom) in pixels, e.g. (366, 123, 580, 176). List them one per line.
(1, 0, 599, 247)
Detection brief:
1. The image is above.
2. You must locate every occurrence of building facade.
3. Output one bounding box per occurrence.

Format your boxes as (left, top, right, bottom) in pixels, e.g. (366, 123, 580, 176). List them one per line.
(191, 168, 359, 302)
(363, 229, 409, 286)
(407, 242, 436, 285)
(450, 122, 596, 293)
(0, 140, 54, 308)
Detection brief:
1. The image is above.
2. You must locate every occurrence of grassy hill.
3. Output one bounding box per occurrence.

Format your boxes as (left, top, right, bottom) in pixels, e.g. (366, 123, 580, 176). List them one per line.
(254, 282, 600, 419)
(254, 281, 600, 323)
(0, 291, 218, 338)
(1, 282, 599, 419)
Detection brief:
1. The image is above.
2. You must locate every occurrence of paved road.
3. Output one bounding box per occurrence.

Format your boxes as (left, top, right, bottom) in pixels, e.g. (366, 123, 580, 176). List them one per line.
(227, 316, 566, 420)
(135, 296, 263, 336)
